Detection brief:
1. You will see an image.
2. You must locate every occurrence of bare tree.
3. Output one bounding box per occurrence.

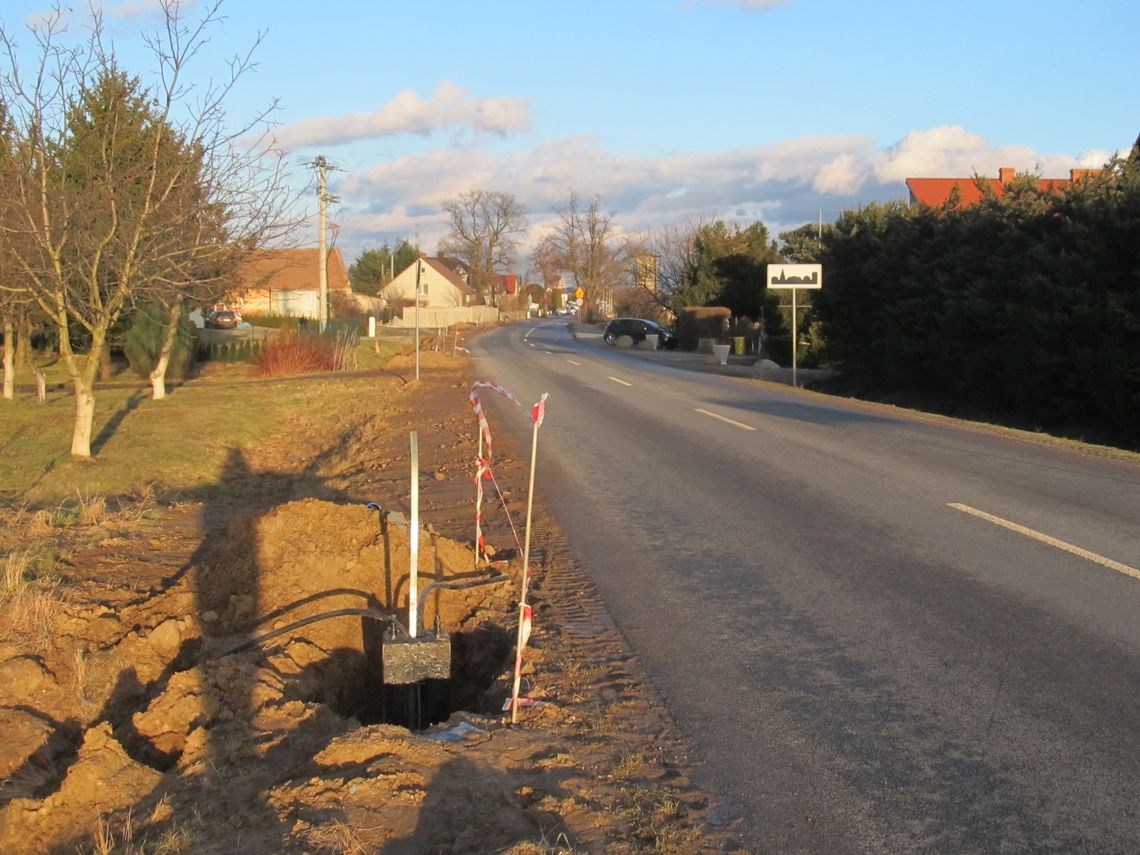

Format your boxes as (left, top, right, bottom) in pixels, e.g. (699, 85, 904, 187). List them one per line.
(0, 102, 24, 400)
(538, 192, 627, 320)
(627, 218, 709, 315)
(438, 190, 527, 304)
(0, 1, 295, 454)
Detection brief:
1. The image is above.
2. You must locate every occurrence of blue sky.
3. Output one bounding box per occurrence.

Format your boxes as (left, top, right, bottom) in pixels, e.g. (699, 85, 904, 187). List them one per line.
(5, 0, 1138, 267)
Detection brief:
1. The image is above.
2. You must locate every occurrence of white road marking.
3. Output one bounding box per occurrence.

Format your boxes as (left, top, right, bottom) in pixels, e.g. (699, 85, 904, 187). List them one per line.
(607, 376, 633, 387)
(567, 359, 581, 366)
(544, 350, 553, 355)
(948, 503, 1140, 581)
(694, 408, 756, 431)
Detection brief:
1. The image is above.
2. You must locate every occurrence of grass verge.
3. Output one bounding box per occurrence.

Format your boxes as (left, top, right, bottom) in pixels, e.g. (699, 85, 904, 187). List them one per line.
(0, 343, 403, 505)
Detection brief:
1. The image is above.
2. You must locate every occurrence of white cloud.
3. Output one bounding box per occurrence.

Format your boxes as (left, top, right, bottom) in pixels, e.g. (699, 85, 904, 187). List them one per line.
(104, 0, 174, 19)
(328, 124, 1110, 262)
(869, 125, 1114, 183)
(24, 1, 186, 30)
(24, 6, 70, 27)
(275, 82, 531, 150)
(688, 0, 791, 9)
(813, 153, 862, 195)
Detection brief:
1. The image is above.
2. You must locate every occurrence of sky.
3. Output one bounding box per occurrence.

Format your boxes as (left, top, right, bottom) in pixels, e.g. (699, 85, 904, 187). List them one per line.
(5, 0, 1138, 270)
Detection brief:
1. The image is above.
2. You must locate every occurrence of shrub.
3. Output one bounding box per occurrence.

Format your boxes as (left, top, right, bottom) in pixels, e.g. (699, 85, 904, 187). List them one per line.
(123, 307, 197, 379)
(676, 306, 731, 350)
(255, 332, 336, 375)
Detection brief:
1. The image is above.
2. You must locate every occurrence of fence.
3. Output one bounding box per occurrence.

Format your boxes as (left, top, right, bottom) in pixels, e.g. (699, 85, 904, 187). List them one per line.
(387, 305, 501, 328)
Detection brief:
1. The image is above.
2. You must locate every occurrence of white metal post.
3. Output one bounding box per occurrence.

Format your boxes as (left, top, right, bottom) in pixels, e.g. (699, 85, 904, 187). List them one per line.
(791, 287, 798, 389)
(409, 431, 419, 637)
(473, 428, 484, 567)
(414, 261, 421, 382)
(511, 396, 546, 723)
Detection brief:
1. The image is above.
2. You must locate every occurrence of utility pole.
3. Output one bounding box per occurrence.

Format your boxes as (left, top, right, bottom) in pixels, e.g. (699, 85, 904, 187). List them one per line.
(414, 258, 423, 382)
(313, 155, 340, 332)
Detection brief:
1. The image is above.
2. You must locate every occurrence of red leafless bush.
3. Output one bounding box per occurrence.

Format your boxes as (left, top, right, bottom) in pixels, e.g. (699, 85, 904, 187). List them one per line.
(255, 333, 337, 376)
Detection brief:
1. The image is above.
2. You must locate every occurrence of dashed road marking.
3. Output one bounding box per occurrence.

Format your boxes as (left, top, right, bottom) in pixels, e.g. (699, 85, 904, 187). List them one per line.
(948, 503, 1140, 581)
(694, 408, 756, 431)
(567, 359, 581, 366)
(608, 376, 633, 387)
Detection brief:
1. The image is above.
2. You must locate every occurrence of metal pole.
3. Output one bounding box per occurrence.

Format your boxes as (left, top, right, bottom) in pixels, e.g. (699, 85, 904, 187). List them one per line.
(317, 156, 329, 333)
(519, 409, 542, 605)
(512, 394, 547, 723)
(414, 261, 421, 381)
(473, 428, 484, 567)
(409, 431, 419, 638)
(791, 288, 798, 389)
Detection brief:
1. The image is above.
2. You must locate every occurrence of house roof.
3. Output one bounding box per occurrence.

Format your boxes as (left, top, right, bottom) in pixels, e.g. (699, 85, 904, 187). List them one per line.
(420, 257, 476, 295)
(235, 248, 350, 293)
(437, 256, 472, 278)
(906, 167, 1101, 209)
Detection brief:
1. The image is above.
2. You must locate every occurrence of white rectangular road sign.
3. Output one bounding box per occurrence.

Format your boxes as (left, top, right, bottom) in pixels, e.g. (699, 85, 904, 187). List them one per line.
(767, 263, 822, 289)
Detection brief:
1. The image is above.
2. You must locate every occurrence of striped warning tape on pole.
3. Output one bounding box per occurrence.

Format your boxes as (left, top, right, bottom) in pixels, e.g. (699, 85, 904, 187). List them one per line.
(469, 380, 524, 463)
(470, 381, 525, 566)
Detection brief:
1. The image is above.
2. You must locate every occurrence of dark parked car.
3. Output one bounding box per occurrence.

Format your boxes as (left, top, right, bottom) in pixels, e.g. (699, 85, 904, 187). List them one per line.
(602, 318, 678, 349)
(205, 310, 241, 329)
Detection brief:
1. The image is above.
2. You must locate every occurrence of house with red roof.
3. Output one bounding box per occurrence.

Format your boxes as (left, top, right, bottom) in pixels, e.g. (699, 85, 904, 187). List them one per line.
(906, 167, 1101, 209)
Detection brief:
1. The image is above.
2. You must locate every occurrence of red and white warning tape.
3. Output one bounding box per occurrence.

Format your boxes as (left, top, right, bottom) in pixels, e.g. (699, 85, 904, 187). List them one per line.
(470, 381, 526, 565)
(469, 380, 524, 463)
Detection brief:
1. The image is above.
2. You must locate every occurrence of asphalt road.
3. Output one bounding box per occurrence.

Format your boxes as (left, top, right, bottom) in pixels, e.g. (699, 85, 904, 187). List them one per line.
(469, 320, 1140, 854)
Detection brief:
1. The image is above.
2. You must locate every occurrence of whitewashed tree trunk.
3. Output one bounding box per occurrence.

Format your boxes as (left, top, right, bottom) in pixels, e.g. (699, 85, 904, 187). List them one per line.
(2, 317, 14, 401)
(66, 324, 106, 458)
(149, 295, 184, 400)
(71, 380, 96, 457)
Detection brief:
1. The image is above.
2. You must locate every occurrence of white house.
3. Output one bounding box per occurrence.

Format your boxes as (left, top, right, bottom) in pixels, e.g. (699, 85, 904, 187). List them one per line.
(382, 256, 476, 309)
(228, 247, 351, 319)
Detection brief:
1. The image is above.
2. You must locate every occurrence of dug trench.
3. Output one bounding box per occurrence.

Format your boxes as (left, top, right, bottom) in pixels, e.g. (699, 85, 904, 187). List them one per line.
(0, 348, 745, 853)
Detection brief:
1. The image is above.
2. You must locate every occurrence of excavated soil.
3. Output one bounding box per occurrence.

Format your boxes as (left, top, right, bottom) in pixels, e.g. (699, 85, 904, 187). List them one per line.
(0, 347, 746, 854)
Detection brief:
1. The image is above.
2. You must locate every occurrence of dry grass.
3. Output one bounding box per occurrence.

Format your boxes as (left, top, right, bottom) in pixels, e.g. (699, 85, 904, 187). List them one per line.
(502, 830, 580, 854)
(2, 549, 27, 595)
(71, 649, 95, 707)
(85, 805, 197, 855)
(621, 785, 701, 854)
(303, 820, 368, 854)
(610, 751, 643, 780)
(0, 572, 68, 653)
(91, 809, 135, 855)
(1, 515, 70, 652)
(151, 823, 195, 854)
(75, 489, 109, 526)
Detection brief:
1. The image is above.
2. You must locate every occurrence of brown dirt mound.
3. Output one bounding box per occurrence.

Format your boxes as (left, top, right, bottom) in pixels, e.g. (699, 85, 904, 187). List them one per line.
(0, 355, 744, 854)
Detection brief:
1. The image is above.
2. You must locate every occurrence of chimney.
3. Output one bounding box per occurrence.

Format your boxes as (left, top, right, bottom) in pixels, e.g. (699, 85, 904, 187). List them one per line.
(999, 167, 1015, 186)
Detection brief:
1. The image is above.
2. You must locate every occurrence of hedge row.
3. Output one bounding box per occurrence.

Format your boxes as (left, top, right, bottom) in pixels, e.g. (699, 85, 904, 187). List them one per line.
(814, 157, 1140, 445)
